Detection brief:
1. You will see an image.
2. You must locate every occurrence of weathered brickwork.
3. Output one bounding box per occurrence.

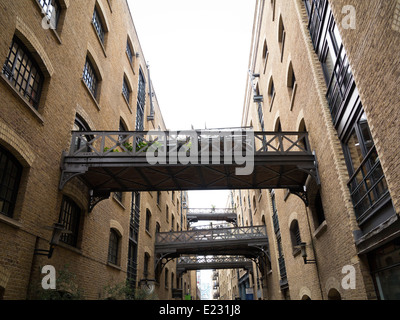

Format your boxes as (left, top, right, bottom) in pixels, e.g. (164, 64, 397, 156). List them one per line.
(0, 0, 193, 300)
(222, 0, 399, 300)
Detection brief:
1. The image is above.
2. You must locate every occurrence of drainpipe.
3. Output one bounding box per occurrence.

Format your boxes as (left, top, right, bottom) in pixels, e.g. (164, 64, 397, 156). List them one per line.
(146, 64, 155, 121)
(304, 204, 325, 299)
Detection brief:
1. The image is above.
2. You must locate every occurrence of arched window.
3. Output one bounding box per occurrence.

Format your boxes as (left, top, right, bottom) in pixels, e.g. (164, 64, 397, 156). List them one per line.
(267, 76, 276, 111)
(0, 146, 23, 218)
(328, 288, 342, 300)
(143, 252, 150, 278)
(58, 196, 82, 247)
(290, 220, 302, 252)
(39, 0, 61, 28)
(278, 16, 286, 61)
(287, 61, 296, 91)
(298, 119, 309, 152)
(73, 115, 92, 152)
(122, 74, 132, 105)
(82, 55, 100, 99)
(126, 36, 135, 64)
(312, 191, 326, 228)
(108, 229, 120, 265)
(2, 36, 44, 109)
(165, 268, 169, 289)
(145, 209, 151, 232)
(135, 68, 146, 131)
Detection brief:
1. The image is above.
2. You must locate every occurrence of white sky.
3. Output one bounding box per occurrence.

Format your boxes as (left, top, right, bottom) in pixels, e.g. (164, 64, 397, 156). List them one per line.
(127, 0, 256, 210)
(127, 2, 256, 295)
(127, 0, 256, 131)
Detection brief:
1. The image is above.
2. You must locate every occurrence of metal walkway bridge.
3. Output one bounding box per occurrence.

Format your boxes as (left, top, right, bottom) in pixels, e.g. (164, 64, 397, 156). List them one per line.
(186, 208, 237, 225)
(176, 255, 253, 274)
(59, 130, 319, 211)
(58, 129, 318, 279)
(155, 225, 269, 277)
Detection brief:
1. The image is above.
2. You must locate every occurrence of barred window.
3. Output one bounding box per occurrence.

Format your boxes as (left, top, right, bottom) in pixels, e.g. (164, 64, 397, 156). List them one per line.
(126, 40, 134, 63)
(58, 196, 81, 247)
(2, 37, 43, 109)
(135, 68, 146, 130)
(108, 229, 120, 265)
(145, 209, 151, 232)
(92, 8, 105, 44)
(82, 57, 98, 98)
(290, 220, 302, 248)
(39, 0, 61, 28)
(122, 77, 130, 103)
(0, 146, 22, 218)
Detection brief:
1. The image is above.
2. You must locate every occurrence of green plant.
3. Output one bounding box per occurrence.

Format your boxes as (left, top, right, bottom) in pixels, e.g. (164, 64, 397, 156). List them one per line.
(102, 280, 158, 300)
(102, 280, 133, 300)
(104, 146, 119, 152)
(122, 141, 133, 152)
(136, 141, 148, 152)
(33, 265, 84, 300)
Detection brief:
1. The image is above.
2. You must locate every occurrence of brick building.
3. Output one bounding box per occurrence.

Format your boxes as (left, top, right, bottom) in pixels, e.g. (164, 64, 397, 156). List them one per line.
(1, 0, 399, 301)
(0, 0, 194, 300)
(218, 0, 400, 300)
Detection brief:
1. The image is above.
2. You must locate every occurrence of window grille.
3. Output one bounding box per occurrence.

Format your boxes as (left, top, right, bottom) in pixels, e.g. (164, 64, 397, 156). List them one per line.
(58, 196, 81, 247)
(82, 57, 98, 98)
(2, 37, 43, 109)
(126, 41, 133, 63)
(39, 0, 60, 28)
(122, 77, 130, 102)
(135, 69, 146, 131)
(108, 229, 119, 265)
(92, 8, 105, 44)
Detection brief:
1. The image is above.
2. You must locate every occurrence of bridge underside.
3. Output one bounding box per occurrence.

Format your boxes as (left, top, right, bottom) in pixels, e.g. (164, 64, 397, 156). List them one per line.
(177, 256, 254, 274)
(62, 158, 313, 192)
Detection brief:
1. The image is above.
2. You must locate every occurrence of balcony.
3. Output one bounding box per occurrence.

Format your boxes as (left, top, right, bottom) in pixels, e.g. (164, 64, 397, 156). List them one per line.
(347, 145, 390, 225)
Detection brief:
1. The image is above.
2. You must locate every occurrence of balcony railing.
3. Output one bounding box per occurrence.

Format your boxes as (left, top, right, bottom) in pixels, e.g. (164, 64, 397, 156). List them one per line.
(325, 45, 355, 122)
(347, 145, 389, 223)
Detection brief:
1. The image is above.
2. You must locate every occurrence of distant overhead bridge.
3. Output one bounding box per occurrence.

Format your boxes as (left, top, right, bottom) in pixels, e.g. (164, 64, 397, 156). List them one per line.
(176, 255, 253, 274)
(59, 129, 320, 211)
(154, 225, 269, 278)
(186, 208, 237, 225)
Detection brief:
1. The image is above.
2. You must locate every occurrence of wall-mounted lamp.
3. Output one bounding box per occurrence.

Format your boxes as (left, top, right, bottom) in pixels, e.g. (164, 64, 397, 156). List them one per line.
(34, 223, 71, 259)
(295, 242, 316, 264)
(139, 278, 156, 295)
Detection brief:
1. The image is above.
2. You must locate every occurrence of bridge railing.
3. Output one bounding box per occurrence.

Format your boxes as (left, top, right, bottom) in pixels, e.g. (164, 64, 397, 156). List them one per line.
(177, 255, 252, 265)
(66, 130, 312, 157)
(187, 208, 236, 215)
(155, 225, 267, 245)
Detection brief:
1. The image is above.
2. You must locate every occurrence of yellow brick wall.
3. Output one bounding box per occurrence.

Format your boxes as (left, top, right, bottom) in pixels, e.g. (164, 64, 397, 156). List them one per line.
(0, 0, 193, 300)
